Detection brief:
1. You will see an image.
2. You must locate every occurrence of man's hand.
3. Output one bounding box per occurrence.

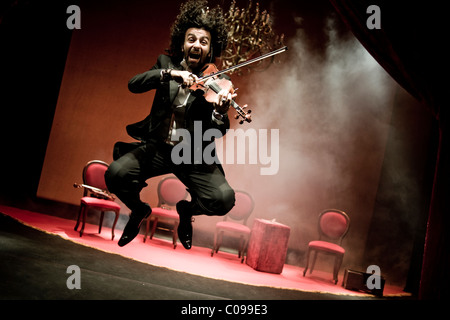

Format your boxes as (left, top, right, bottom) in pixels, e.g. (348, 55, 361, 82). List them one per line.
(170, 70, 199, 87)
(170, 69, 236, 115)
(214, 87, 237, 114)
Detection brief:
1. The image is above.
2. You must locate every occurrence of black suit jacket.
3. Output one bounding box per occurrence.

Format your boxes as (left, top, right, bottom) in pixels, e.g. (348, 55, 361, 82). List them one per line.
(126, 54, 230, 142)
(113, 55, 230, 165)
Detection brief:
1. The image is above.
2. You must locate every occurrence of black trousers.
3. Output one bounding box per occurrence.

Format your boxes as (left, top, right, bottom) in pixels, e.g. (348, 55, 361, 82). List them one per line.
(104, 141, 235, 216)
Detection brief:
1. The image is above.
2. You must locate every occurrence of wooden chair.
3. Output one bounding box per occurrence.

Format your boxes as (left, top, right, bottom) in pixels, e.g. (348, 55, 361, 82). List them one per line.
(211, 191, 254, 263)
(74, 160, 120, 240)
(143, 176, 188, 249)
(303, 209, 350, 284)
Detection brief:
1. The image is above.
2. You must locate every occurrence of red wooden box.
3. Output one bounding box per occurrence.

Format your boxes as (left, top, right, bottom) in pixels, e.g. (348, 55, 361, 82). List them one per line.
(246, 219, 291, 274)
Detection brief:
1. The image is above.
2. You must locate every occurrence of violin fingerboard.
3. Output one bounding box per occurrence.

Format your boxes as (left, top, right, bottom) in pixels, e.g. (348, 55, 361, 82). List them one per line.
(207, 81, 222, 93)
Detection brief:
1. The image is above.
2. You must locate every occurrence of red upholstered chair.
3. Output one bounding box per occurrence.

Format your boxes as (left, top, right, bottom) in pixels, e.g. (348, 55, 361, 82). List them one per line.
(211, 191, 254, 263)
(143, 176, 188, 249)
(74, 160, 121, 240)
(303, 209, 350, 284)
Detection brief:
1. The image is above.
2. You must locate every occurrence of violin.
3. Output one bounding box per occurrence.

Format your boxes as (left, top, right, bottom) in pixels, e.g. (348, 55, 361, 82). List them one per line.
(190, 63, 252, 124)
(190, 46, 288, 125)
(73, 183, 115, 201)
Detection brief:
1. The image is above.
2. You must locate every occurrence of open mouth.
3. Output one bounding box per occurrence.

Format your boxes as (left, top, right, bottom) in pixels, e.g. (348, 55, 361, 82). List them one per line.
(188, 51, 202, 64)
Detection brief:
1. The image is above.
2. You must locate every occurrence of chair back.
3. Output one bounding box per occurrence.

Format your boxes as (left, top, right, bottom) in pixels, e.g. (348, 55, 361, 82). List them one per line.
(317, 209, 350, 244)
(157, 176, 188, 207)
(225, 191, 254, 225)
(83, 160, 109, 190)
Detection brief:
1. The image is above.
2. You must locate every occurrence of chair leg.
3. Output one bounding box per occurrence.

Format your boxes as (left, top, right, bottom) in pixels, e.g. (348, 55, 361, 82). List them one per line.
(143, 217, 151, 243)
(241, 236, 249, 263)
(238, 235, 244, 258)
(211, 229, 218, 257)
(111, 210, 120, 241)
(216, 231, 224, 253)
(173, 220, 179, 249)
(99, 211, 105, 234)
(80, 205, 88, 237)
(303, 247, 311, 276)
(150, 217, 159, 240)
(333, 254, 344, 284)
(310, 251, 318, 274)
(74, 204, 83, 231)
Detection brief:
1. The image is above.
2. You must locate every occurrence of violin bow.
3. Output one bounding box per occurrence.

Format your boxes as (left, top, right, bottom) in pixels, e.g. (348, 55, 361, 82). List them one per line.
(198, 46, 288, 82)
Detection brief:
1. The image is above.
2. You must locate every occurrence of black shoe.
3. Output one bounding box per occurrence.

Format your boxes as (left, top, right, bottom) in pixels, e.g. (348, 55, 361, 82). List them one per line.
(176, 200, 193, 250)
(118, 203, 151, 247)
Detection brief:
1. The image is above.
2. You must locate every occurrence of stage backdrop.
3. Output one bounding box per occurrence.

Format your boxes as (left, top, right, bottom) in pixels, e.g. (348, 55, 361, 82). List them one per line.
(38, 0, 424, 284)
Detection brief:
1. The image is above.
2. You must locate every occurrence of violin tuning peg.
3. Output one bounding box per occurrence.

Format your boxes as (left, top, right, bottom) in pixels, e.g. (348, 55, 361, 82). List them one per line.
(234, 114, 239, 119)
(247, 110, 252, 114)
(239, 120, 244, 124)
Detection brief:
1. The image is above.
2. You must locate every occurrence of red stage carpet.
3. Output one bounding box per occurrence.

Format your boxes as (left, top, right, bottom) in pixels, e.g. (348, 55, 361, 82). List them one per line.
(0, 204, 408, 298)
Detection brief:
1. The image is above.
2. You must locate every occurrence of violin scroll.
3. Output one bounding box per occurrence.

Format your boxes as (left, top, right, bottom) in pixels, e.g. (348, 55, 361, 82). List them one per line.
(234, 104, 252, 124)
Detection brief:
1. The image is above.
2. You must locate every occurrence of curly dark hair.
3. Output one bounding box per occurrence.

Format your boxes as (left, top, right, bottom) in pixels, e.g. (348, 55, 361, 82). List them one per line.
(168, 0, 228, 64)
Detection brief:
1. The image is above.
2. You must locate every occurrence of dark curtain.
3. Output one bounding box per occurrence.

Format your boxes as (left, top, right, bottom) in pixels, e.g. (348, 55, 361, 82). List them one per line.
(329, 0, 448, 299)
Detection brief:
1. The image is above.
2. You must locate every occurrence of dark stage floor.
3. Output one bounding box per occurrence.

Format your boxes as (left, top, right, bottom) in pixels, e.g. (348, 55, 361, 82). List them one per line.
(0, 202, 423, 317)
(1, 203, 412, 295)
(0, 211, 371, 300)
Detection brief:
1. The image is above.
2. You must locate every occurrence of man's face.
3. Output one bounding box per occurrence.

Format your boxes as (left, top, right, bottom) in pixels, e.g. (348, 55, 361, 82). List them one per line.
(183, 27, 211, 71)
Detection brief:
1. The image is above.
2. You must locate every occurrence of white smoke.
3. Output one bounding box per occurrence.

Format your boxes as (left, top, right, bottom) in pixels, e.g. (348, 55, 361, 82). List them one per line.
(220, 14, 397, 267)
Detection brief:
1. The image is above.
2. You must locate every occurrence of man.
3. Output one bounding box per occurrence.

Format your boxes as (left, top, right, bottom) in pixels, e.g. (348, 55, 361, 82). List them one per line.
(105, 0, 236, 249)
